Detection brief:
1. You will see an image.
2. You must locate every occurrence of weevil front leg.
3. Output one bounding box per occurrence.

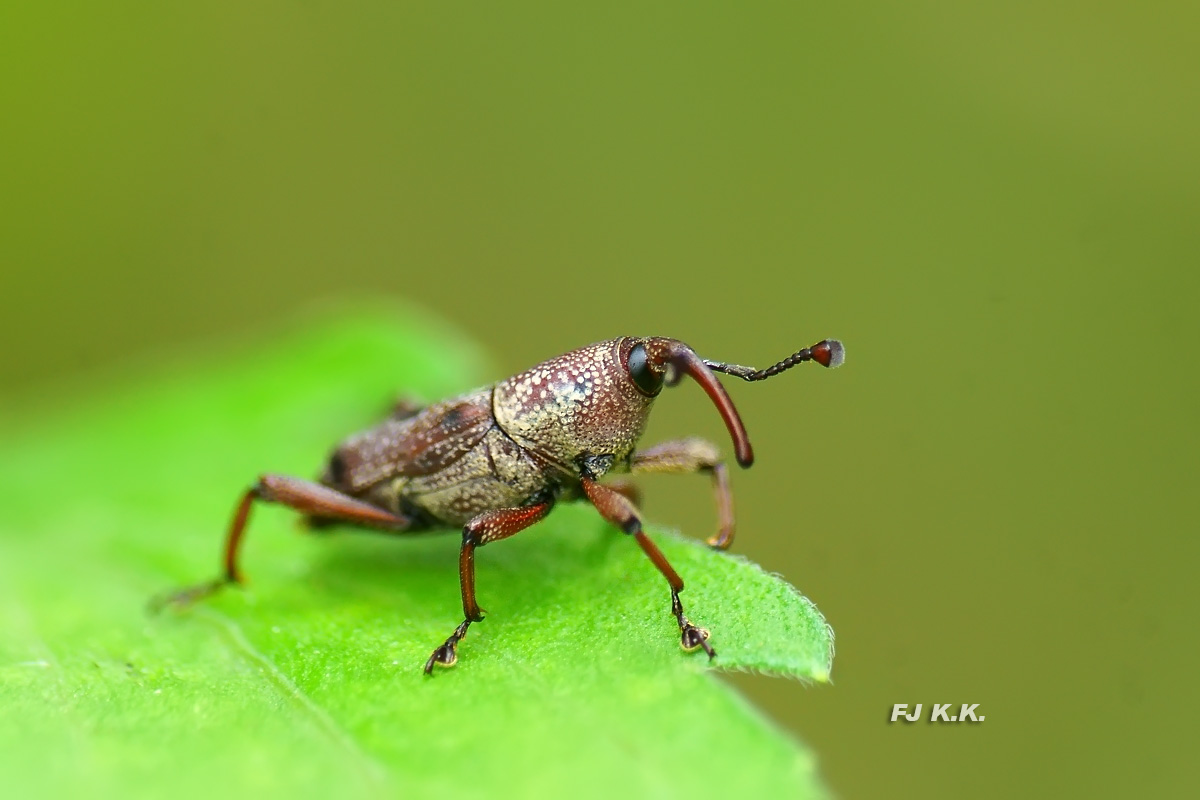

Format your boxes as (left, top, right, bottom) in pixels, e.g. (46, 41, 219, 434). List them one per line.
(580, 477, 715, 659)
(604, 479, 643, 509)
(151, 474, 411, 611)
(424, 501, 554, 675)
(630, 438, 735, 550)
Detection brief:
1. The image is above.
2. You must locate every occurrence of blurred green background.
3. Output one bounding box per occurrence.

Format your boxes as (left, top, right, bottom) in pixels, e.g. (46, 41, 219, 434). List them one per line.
(2, 3, 1196, 796)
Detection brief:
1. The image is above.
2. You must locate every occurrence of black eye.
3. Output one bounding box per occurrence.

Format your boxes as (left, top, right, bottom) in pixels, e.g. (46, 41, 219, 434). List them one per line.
(627, 343, 664, 396)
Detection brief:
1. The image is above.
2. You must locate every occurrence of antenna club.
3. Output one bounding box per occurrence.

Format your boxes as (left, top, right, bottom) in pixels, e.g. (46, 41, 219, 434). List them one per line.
(813, 339, 845, 369)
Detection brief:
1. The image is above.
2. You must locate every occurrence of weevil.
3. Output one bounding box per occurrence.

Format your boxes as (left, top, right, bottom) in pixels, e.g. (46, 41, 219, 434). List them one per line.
(156, 335, 845, 673)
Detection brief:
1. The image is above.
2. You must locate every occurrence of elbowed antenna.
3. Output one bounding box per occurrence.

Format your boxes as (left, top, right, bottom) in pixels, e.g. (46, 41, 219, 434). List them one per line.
(645, 337, 845, 470)
(704, 339, 845, 382)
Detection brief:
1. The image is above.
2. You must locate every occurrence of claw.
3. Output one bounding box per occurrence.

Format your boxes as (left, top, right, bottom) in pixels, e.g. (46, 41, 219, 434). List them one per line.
(423, 619, 473, 675)
(680, 623, 716, 659)
(423, 639, 460, 675)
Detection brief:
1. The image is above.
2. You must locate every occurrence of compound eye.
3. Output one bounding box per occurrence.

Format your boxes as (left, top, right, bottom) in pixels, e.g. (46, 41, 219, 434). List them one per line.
(626, 343, 664, 396)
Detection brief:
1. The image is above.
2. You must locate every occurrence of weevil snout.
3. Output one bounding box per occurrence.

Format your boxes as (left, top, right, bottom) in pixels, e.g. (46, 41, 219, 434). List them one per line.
(642, 336, 847, 469)
(641, 338, 755, 467)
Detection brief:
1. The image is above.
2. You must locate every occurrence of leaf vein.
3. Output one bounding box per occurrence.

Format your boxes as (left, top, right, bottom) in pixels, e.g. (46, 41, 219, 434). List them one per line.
(195, 608, 389, 793)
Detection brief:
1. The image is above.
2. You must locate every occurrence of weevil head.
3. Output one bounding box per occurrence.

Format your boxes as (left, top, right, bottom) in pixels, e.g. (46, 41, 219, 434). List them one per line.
(492, 336, 756, 477)
(492, 338, 663, 476)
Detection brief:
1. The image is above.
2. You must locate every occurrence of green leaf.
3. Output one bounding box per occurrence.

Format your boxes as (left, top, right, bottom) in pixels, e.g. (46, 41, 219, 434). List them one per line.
(0, 308, 833, 799)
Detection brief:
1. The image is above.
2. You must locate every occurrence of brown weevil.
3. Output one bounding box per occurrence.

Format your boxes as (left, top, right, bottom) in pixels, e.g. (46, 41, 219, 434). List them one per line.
(156, 335, 845, 673)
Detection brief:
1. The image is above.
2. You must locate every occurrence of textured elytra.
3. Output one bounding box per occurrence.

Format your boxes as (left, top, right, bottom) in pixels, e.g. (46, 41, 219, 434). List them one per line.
(329, 392, 493, 490)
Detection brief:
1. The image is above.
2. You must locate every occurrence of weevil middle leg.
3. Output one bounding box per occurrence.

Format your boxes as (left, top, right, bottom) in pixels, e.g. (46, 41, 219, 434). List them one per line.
(580, 477, 715, 658)
(151, 474, 411, 611)
(424, 500, 554, 675)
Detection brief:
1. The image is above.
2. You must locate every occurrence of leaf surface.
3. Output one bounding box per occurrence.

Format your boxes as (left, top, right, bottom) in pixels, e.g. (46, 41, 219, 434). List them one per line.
(0, 310, 833, 799)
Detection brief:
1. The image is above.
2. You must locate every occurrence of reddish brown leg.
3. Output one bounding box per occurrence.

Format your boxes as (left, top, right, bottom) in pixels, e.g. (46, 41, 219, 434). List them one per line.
(424, 501, 554, 674)
(606, 479, 643, 509)
(580, 477, 714, 659)
(151, 474, 410, 611)
(631, 438, 735, 550)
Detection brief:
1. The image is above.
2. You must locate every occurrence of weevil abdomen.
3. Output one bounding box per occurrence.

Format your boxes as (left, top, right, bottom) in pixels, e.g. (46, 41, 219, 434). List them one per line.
(399, 428, 546, 526)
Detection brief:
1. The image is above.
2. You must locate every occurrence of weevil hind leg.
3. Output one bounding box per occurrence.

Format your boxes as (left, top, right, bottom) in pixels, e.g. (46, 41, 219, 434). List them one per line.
(580, 477, 716, 660)
(147, 577, 231, 613)
(424, 501, 553, 675)
(151, 474, 411, 613)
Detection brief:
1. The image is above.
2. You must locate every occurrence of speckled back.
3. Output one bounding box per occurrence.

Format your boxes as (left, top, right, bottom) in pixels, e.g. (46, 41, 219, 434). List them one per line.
(492, 338, 657, 477)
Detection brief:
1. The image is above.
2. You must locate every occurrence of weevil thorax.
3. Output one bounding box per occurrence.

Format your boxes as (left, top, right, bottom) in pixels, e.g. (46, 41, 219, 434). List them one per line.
(493, 338, 661, 478)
